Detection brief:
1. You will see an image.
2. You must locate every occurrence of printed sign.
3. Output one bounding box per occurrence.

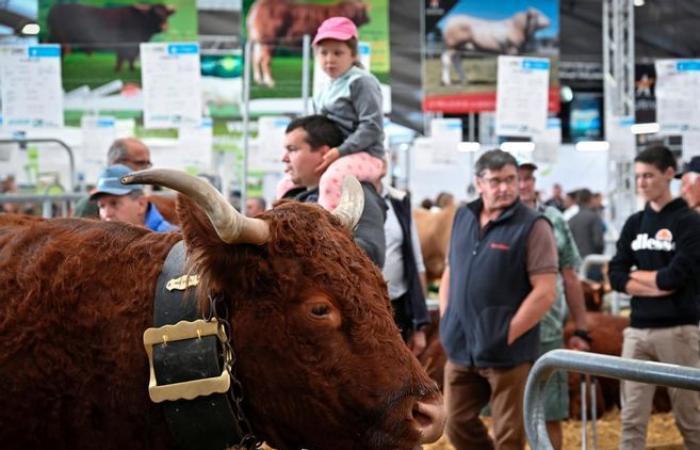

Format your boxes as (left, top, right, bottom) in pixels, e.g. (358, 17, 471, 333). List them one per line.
(496, 56, 550, 137)
(141, 42, 202, 128)
(655, 59, 700, 134)
(0, 45, 64, 129)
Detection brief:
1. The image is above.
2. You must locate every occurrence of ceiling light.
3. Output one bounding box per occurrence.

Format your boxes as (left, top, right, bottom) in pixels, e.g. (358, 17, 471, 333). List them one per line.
(633, 0, 645, 6)
(20, 23, 40, 36)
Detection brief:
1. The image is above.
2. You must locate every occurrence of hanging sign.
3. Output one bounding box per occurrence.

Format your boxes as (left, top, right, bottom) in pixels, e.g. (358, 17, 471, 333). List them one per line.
(141, 42, 202, 129)
(496, 56, 550, 137)
(0, 45, 64, 129)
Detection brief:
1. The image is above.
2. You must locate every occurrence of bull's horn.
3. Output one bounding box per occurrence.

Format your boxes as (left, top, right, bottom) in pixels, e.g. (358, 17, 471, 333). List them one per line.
(121, 169, 270, 245)
(331, 176, 365, 231)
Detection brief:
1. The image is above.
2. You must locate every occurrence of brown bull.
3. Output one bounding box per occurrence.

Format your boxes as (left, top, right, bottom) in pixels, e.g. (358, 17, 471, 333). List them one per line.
(0, 170, 445, 450)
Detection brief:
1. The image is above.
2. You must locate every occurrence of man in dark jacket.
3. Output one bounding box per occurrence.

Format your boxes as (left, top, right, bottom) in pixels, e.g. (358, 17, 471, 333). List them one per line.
(439, 149, 558, 450)
(281, 115, 386, 267)
(609, 144, 700, 450)
(378, 181, 430, 355)
(568, 188, 606, 280)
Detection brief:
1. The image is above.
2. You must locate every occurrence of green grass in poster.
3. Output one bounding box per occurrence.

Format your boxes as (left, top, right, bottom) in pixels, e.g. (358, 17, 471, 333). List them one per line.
(62, 52, 142, 91)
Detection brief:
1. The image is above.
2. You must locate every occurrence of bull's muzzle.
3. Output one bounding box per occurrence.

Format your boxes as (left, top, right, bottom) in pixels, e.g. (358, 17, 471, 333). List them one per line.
(412, 394, 446, 444)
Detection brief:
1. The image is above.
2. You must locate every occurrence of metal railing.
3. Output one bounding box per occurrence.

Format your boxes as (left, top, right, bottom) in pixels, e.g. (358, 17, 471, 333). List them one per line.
(0, 138, 78, 192)
(524, 349, 700, 450)
(0, 193, 84, 218)
(578, 254, 610, 281)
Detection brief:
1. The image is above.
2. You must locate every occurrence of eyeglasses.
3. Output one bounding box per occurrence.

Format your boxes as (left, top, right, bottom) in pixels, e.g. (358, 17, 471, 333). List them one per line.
(479, 175, 517, 189)
(118, 158, 152, 169)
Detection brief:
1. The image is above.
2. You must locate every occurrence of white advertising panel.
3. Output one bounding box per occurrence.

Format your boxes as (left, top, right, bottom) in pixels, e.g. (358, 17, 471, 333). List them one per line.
(430, 118, 462, 166)
(141, 42, 202, 129)
(0, 45, 64, 129)
(253, 116, 291, 172)
(655, 59, 700, 134)
(496, 56, 550, 137)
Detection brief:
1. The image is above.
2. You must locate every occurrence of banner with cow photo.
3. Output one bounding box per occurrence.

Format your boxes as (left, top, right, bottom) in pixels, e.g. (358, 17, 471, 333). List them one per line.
(423, 0, 559, 113)
(38, 0, 198, 115)
(242, 0, 390, 112)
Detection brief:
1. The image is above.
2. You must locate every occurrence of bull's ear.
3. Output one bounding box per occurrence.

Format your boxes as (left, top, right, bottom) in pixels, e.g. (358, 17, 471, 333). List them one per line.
(176, 194, 231, 253)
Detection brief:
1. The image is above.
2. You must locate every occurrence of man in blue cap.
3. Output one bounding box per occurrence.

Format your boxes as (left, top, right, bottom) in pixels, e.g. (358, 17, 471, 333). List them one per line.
(90, 164, 176, 233)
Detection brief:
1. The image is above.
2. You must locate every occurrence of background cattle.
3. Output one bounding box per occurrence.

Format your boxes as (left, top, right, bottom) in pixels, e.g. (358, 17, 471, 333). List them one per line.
(47, 3, 176, 71)
(564, 313, 671, 419)
(413, 204, 456, 283)
(0, 171, 444, 450)
(246, 0, 370, 87)
(440, 7, 551, 86)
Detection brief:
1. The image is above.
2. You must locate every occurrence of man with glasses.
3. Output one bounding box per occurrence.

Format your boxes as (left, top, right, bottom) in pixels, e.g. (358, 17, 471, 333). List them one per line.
(439, 149, 558, 450)
(74, 138, 153, 218)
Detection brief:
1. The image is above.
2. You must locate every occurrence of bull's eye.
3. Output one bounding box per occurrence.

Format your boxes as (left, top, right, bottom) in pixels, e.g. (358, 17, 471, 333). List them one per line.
(311, 304, 330, 316)
(303, 296, 340, 328)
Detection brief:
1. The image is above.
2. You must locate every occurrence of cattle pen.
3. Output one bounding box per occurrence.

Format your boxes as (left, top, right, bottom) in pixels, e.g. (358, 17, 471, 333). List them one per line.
(524, 350, 700, 450)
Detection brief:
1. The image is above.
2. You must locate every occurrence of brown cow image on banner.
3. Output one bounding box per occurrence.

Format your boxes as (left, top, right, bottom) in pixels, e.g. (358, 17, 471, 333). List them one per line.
(246, 0, 369, 87)
(47, 3, 176, 71)
(0, 170, 445, 450)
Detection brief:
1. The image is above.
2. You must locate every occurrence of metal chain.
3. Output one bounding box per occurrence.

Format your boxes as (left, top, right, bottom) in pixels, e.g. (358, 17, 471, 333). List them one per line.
(207, 294, 262, 450)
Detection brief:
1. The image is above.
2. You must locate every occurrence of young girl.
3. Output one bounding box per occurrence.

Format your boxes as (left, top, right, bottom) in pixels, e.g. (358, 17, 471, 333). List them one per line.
(277, 16, 385, 211)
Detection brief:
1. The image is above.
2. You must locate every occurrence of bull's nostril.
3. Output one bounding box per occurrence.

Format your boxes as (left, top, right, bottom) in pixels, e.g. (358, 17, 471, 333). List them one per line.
(412, 404, 432, 427)
(413, 396, 446, 444)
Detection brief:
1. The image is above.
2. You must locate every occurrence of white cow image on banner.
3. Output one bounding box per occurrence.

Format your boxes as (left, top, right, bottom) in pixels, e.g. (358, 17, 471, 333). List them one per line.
(440, 8, 551, 86)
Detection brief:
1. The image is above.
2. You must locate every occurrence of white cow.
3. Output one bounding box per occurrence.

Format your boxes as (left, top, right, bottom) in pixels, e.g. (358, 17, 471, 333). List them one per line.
(440, 7, 551, 86)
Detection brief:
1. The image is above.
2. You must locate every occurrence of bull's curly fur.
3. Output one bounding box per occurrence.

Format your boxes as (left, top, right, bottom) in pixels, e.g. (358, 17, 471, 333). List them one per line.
(0, 195, 439, 450)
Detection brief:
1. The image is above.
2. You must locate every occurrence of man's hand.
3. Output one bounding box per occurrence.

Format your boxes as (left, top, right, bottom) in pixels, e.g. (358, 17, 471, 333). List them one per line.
(408, 330, 427, 356)
(314, 147, 341, 174)
(567, 335, 591, 351)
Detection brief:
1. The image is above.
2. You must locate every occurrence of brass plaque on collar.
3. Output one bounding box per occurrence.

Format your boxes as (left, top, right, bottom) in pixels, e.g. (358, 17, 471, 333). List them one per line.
(166, 274, 199, 291)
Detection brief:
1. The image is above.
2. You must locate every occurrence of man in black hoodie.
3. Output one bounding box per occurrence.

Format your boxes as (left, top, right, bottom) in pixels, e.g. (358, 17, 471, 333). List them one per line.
(609, 144, 700, 450)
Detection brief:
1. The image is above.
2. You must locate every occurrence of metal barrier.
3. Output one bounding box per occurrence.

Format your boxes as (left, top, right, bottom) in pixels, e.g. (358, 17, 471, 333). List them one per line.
(524, 349, 700, 450)
(578, 254, 610, 281)
(0, 138, 79, 192)
(0, 193, 84, 218)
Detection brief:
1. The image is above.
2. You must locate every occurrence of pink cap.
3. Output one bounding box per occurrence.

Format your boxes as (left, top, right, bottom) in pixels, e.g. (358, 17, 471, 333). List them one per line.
(312, 16, 358, 45)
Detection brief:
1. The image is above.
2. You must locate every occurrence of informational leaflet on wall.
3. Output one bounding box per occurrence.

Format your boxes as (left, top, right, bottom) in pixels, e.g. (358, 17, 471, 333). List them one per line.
(252, 116, 291, 172)
(430, 118, 462, 166)
(606, 116, 636, 162)
(176, 117, 213, 172)
(140, 42, 202, 129)
(496, 56, 550, 137)
(0, 45, 64, 129)
(682, 132, 700, 160)
(81, 116, 116, 181)
(655, 59, 700, 134)
(533, 117, 561, 164)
